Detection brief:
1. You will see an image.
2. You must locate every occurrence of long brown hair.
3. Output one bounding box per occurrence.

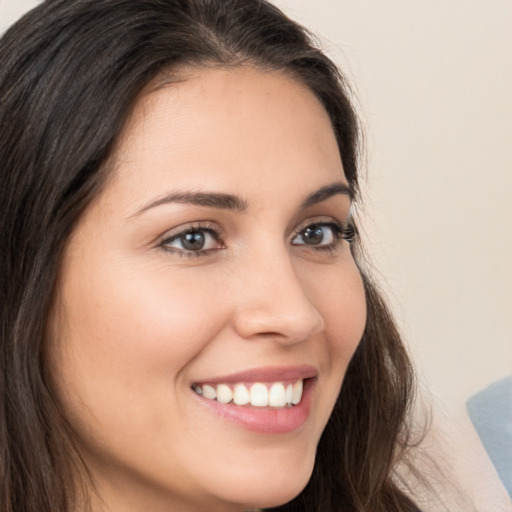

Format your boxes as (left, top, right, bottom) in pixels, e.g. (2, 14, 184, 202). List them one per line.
(0, 1, 418, 510)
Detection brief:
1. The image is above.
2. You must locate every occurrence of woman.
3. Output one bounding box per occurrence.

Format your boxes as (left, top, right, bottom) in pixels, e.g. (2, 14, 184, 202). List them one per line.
(0, 1, 419, 511)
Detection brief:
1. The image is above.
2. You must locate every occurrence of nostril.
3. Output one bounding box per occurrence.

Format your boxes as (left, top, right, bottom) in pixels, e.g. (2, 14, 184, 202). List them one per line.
(233, 305, 324, 344)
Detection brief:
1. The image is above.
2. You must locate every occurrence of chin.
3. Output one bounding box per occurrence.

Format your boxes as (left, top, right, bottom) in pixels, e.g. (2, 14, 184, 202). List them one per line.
(248, 475, 311, 510)
(210, 450, 315, 511)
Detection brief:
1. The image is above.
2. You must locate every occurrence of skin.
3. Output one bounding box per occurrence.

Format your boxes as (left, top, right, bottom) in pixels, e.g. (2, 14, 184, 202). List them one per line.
(48, 66, 367, 512)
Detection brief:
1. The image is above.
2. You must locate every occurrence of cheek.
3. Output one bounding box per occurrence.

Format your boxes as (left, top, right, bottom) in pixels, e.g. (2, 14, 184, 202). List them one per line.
(310, 259, 367, 362)
(332, 272, 366, 357)
(319, 262, 366, 424)
(50, 257, 232, 417)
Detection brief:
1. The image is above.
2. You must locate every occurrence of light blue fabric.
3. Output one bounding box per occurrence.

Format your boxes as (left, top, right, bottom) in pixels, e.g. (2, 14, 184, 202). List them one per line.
(466, 375, 512, 496)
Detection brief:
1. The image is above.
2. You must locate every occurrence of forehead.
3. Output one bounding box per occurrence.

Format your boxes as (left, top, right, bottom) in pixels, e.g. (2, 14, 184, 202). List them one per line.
(103, 66, 345, 212)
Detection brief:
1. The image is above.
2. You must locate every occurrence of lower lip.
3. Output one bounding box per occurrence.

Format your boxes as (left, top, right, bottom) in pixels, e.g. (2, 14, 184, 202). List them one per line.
(193, 379, 316, 434)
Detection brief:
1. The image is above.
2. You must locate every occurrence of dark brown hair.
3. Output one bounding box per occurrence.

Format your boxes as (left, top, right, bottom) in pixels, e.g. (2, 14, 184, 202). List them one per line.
(0, 1, 418, 510)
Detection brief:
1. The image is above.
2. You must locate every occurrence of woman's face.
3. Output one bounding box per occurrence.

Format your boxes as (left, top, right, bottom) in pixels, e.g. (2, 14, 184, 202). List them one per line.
(48, 67, 366, 512)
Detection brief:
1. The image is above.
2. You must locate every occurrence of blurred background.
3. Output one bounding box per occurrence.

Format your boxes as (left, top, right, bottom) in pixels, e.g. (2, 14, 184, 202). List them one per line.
(1, 0, 511, 408)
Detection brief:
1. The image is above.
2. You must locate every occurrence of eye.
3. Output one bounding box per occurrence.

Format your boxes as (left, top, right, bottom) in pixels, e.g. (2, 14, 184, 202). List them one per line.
(160, 225, 223, 255)
(292, 221, 355, 248)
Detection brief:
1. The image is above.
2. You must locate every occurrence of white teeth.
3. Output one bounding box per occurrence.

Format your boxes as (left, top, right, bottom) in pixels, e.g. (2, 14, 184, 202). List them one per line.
(269, 382, 286, 407)
(233, 383, 250, 405)
(285, 383, 293, 405)
(216, 384, 233, 404)
(291, 380, 303, 405)
(250, 383, 269, 407)
(202, 384, 217, 400)
(194, 379, 305, 408)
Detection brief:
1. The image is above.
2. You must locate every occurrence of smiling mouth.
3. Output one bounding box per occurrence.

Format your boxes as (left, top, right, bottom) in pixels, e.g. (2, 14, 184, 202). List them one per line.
(192, 380, 304, 408)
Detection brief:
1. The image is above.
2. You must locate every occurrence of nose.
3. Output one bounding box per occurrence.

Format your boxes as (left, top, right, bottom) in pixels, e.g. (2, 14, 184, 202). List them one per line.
(232, 248, 325, 345)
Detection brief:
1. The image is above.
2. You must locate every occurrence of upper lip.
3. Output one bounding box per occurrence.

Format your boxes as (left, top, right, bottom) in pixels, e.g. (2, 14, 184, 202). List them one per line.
(192, 365, 317, 384)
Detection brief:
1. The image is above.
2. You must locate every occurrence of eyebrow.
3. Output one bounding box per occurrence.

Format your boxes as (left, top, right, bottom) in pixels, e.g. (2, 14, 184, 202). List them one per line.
(135, 191, 249, 216)
(134, 180, 352, 217)
(300, 181, 353, 208)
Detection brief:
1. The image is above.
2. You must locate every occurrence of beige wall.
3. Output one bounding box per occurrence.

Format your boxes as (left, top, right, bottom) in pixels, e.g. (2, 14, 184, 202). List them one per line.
(2, 0, 511, 407)
(0, 0, 40, 32)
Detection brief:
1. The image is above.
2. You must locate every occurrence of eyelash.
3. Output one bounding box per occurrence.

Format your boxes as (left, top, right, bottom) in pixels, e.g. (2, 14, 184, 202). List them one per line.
(292, 220, 356, 252)
(158, 220, 356, 258)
